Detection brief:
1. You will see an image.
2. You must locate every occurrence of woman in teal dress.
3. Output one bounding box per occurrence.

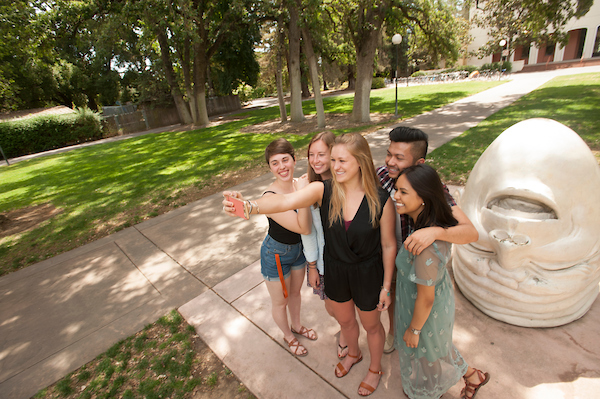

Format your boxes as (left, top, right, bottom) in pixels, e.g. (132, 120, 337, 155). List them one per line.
(393, 164, 490, 399)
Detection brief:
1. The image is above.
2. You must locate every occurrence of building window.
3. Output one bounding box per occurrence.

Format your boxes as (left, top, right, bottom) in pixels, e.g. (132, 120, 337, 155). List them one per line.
(564, 29, 587, 60)
(593, 26, 600, 57)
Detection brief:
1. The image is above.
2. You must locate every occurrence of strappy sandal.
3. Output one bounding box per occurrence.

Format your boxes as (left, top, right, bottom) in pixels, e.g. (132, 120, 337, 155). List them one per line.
(291, 326, 318, 340)
(358, 368, 384, 396)
(284, 337, 307, 357)
(338, 343, 348, 359)
(334, 352, 362, 378)
(461, 368, 490, 399)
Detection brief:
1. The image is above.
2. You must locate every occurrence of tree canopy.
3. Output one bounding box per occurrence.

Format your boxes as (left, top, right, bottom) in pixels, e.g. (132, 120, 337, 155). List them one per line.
(1, 0, 470, 119)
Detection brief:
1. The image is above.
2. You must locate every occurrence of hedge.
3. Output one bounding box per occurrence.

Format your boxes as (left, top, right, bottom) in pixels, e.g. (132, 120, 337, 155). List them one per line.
(0, 108, 103, 159)
(371, 77, 386, 89)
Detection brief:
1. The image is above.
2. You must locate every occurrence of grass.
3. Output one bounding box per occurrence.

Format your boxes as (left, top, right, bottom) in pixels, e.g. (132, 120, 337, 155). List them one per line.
(0, 79, 502, 276)
(34, 310, 254, 399)
(428, 72, 600, 184)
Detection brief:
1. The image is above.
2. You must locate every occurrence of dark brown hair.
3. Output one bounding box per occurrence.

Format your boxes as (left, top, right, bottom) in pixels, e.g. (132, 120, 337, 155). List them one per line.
(399, 164, 457, 230)
(265, 138, 295, 164)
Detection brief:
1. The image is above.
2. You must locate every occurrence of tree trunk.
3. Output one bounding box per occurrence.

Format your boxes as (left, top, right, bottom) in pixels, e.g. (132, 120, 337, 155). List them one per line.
(180, 37, 198, 124)
(351, 28, 381, 123)
(156, 25, 193, 125)
(276, 25, 287, 122)
(347, 65, 355, 90)
(193, 43, 210, 126)
(301, 27, 325, 128)
(287, 0, 304, 122)
(301, 62, 311, 98)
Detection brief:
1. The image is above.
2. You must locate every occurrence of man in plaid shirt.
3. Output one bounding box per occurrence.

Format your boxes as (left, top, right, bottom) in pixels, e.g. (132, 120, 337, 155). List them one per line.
(377, 126, 478, 353)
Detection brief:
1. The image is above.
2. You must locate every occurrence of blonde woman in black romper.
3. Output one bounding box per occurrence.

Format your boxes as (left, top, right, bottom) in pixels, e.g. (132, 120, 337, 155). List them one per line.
(223, 133, 396, 396)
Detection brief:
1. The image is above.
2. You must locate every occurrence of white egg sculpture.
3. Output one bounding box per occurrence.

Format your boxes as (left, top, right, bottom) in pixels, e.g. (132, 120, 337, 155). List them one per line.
(453, 118, 600, 327)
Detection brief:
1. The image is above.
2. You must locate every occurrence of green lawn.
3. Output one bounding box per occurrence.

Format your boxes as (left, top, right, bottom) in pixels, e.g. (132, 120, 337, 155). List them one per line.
(428, 72, 600, 184)
(0, 80, 503, 275)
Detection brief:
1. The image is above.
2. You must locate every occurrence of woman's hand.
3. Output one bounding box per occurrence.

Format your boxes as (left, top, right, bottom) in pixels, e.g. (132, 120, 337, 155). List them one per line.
(222, 191, 245, 217)
(404, 227, 440, 255)
(296, 173, 310, 190)
(308, 267, 320, 288)
(377, 288, 391, 311)
(403, 328, 420, 349)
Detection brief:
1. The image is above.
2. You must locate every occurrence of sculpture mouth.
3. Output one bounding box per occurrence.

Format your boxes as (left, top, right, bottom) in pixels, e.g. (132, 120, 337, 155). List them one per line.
(487, 195, 557, 220)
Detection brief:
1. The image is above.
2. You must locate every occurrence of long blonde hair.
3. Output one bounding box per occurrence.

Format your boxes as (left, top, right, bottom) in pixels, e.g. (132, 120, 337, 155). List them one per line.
(307, 131, 336, 183)
(329, 133, 381, 228)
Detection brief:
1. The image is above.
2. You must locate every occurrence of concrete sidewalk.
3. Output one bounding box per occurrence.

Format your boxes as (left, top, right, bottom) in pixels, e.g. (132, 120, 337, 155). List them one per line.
(1, 67, 599, 399)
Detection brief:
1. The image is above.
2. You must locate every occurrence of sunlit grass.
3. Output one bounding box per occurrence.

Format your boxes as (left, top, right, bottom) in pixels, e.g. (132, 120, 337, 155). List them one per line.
(428, 73, 600, 185)
(0, 80, 503, 275)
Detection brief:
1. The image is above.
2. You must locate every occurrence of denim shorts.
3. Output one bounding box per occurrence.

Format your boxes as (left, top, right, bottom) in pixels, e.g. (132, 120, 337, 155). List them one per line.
(260, 235, 306, 281)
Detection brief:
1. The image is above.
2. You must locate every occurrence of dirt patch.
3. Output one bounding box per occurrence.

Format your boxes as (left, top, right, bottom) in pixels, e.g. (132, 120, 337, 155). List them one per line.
(0, 203, 62, 238)
(0, 105, 75, 122)
(240, 112, 399, 135)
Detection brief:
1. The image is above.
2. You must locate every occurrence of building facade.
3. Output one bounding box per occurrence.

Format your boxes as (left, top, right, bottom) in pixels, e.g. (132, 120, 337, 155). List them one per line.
(463, 2, 600, 72)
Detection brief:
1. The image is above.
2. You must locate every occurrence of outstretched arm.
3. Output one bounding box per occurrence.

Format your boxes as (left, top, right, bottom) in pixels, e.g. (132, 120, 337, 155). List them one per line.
(295, 175, 313, 235)
(403, 205, 478, 255)
(222, 181, 324, 218)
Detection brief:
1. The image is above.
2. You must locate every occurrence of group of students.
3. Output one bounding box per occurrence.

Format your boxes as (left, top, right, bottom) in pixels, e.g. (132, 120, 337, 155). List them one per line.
(222, 127, 490, 399)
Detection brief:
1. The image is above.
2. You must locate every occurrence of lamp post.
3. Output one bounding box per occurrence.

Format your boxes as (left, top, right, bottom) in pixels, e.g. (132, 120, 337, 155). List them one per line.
(499, 39, 507, 61)
(392, 33, 402, 116)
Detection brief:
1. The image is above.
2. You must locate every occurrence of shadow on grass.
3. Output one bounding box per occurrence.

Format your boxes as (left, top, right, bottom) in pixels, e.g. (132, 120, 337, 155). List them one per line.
(0, 79, 505, 274)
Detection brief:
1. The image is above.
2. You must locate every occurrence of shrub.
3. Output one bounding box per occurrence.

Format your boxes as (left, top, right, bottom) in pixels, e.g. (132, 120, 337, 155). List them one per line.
(0, 107, 103, 158)
(501, 61, 512, 73)
(371, 77, 386, 89)
(455, 65, 479, 74)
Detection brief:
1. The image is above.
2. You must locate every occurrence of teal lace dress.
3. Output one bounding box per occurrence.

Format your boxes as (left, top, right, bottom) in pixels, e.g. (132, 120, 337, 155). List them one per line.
(395, 240, 468, 399)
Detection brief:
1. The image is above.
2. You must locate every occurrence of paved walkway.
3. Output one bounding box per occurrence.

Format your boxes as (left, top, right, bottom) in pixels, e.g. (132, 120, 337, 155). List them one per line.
(1, 67, 600, 399)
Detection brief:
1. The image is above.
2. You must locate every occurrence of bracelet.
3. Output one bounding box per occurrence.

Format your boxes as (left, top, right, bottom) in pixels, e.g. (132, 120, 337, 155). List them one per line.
(242, 200, 250, 219)
(251, 200, 259, 214)
(308, 265, 317, 270)
(381, 286, 390, 296)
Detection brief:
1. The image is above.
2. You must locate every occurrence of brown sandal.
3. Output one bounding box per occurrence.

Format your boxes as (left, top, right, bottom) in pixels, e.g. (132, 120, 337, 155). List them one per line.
(358, 368, 384, 396)
(461, 368, 490, 398)
(291, 326, 318, 340)
(283, 337, 307, 357)
(334, 352, 362, 378)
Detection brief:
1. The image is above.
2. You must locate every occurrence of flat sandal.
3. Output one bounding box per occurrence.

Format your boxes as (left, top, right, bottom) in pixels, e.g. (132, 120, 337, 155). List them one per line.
(358, 368, 384, 396)
(335, 352, 362, 378)
(461, 368, 490, 398)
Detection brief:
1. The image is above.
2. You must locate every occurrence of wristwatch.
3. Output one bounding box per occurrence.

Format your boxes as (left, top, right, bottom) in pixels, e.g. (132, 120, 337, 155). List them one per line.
(410, 328, 421, 336)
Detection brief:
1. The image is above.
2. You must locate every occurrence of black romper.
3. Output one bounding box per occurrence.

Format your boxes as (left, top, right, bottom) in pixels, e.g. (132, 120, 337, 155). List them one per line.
(320, 180, 390, 311)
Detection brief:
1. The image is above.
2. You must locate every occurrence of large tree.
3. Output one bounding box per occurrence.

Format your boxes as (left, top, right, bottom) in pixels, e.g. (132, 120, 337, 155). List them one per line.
(332, 0, 463, 123)
(0, 1, 60, 111)
(120, 0, 260, 125)
(471, 0, 593, 57)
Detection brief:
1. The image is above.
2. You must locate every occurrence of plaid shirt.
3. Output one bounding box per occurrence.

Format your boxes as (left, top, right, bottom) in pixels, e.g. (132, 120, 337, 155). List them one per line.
(376, 165, 456, 243)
